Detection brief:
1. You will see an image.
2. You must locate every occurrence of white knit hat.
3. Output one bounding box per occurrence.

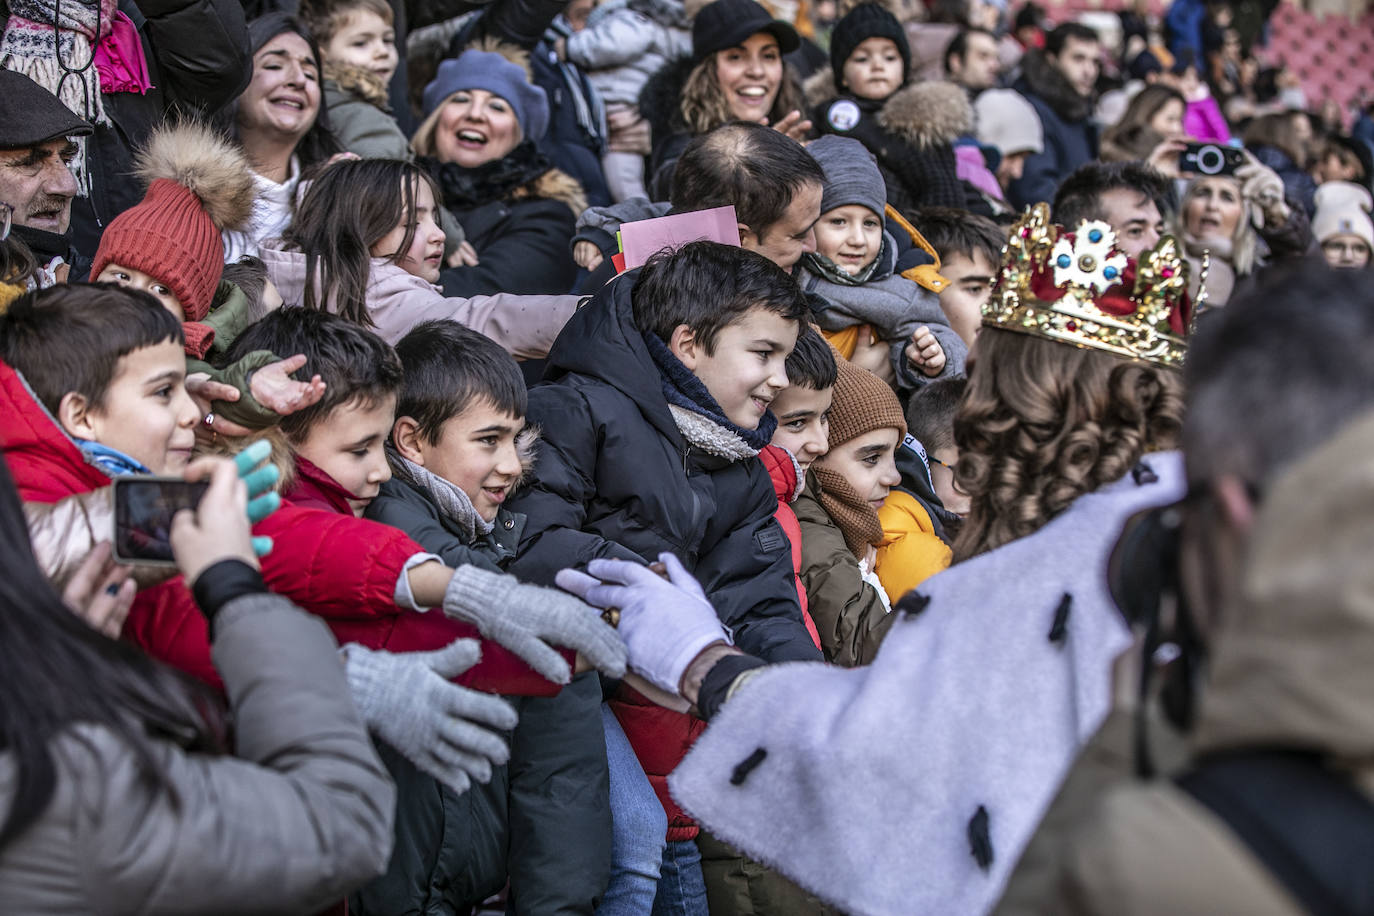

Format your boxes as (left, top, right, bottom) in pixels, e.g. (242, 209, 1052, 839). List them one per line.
(1313, 181, 1374, 250)
(974, 89, 1044, 157)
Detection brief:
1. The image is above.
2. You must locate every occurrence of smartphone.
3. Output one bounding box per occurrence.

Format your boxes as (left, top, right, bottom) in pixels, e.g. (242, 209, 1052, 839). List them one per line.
(1179, 142, 1245, 177)
(112, 476, 210, 566)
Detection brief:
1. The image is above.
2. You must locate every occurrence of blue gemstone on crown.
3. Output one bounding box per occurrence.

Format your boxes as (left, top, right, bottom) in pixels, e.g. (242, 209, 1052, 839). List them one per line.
(1057, 254, 1071, 268)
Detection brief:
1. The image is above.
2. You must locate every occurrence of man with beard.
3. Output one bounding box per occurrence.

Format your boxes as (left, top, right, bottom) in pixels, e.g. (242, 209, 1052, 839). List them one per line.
(0, 72, 91, 286)
(1008, 22, 1101, 210)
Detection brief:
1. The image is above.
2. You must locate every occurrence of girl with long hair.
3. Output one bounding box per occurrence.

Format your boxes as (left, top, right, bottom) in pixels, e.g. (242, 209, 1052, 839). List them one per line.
(0, 456, 395, 910)
(258, 158, 578, 356)
(1100, 83, 1187, 162)
(221, 13, 344, 260)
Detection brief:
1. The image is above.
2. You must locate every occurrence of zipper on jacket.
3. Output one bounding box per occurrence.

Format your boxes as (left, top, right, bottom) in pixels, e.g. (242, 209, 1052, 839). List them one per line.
(683, 445, 692, 473)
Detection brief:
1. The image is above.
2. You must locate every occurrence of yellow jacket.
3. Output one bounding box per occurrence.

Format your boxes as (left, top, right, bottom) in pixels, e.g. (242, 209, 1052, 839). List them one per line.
(875, 490, 952, 601)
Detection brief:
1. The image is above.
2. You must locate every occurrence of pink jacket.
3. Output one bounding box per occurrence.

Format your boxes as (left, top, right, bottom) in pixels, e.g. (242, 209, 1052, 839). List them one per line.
(1185, 94, 1231, 144)
(259, 242, 580, 357)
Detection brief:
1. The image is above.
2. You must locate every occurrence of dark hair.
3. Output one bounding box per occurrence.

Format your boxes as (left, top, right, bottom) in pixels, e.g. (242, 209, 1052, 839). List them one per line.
(1243, 112, 1309, 169)
(1052, 160, 1176, 228)
(1044, 22, 1099, 57)
(0, 284, 183, 415)
(670, 122, 824, 236)
(912, 206, 1006, 266)
(213, 256, 277, 335)
(785, 322, 838, 389)
(225, 308, 403, 442)
(0, 458, 221, 848)
(1014, 2, 1044, 32)
(0, 235, 37, 289)
(906, 375, 966, 454)
(928, 0, 970, 25)
(217, 13, 342, 170)
(393, 320, 526, 445)
(944, 27, 996, 74)
(631, 241, 809, 353)
(1185, 263, 1374, 487)
(283, 158, 441, 328)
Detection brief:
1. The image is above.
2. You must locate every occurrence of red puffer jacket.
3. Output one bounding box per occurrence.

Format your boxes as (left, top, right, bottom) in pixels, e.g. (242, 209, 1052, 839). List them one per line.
(760, 445, 822, 651)
(0, 361, 565, 696)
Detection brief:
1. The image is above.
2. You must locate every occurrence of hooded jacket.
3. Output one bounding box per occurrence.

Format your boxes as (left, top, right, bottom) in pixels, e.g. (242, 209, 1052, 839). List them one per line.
(564, 0, 691, 107)
(670, 452, 1184, 916)
(0, 361, 561, 698)
(259, 242, 579, 358)
(1008, 50, 1099, 211)
(323, 63, 411, 162)
(1034, 411, 1374, 916)
(808, 73, 981, 215)
(507, 271, 822, 838)
(799, 231, 968, 392)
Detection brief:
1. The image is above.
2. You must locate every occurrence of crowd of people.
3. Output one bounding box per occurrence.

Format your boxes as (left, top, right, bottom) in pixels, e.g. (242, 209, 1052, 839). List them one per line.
(0, 0, 1372, 913)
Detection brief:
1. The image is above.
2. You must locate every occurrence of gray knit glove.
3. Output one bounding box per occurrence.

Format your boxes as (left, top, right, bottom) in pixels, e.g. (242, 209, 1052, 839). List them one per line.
(343, 639, 519, 795)
(442, 565, 628, 684)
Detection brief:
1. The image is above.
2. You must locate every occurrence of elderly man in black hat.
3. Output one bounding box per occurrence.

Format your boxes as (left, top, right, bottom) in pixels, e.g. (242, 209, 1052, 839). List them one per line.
(0, 71, 92, 284)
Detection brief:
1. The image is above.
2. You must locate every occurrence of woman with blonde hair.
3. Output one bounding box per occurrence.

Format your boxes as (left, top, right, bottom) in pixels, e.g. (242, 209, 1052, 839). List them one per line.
(640, 0, 809, 199)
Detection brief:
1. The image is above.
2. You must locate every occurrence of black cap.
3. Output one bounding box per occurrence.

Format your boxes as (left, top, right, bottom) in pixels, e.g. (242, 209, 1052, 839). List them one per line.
(1331, 134, 1374, 191)
(693, 0, 800, 63)
(0, 71, 93, 149)
(1127, 49, 1163, 82)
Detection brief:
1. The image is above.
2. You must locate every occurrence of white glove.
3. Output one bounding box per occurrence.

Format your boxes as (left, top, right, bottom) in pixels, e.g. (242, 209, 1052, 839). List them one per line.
(1236, 160, 1287, 227)
(555, 552, 729, 695)
(442, 565, 627, 684)
(343, 639, 518, 795)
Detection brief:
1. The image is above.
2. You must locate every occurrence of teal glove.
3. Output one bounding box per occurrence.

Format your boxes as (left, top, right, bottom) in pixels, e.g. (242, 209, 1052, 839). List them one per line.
(233, 440, 279, 557)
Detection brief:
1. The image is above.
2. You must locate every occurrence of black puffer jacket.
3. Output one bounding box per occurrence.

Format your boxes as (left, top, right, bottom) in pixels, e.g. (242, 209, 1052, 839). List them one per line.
(67, 0, 250, 257)
(507, 271, 821, 665)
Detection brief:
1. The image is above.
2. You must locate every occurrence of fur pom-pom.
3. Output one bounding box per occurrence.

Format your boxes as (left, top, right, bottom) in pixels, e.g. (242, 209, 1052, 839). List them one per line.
(134, 121, 256, 233)
(878, 81, 973, 149)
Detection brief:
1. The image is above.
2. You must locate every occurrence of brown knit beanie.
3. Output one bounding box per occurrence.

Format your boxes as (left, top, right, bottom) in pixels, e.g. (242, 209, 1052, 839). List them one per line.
(92, 122, 254, 326)
(827, 356, 907, 450)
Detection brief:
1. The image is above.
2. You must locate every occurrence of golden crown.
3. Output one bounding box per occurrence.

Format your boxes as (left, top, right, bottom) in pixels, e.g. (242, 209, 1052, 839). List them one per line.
(981, 204, 1196, 369)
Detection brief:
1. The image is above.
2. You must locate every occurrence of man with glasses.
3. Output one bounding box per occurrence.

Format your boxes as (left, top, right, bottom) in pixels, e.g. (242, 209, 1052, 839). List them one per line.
(0, 71, 91, 285)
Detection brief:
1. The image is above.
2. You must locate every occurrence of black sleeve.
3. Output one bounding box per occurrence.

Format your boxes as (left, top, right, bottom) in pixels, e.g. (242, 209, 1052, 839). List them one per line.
(697, 653, 768, 721)
(192, 559, 267, 628)
(137, 0, 252, 114)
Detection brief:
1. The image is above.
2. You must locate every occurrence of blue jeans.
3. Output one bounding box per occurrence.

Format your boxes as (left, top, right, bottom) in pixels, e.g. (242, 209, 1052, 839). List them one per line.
(652, 839, 709, 916)
(596, 704, 667, 916)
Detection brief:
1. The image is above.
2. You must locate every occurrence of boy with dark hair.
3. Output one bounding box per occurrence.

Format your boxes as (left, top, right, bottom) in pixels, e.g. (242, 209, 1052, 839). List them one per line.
(913, 206, 1006, 345)
(0, 286, 603, 804)
(1052, 160, 1174, 258)
(509, 240, 824, 901)
(355, 318, 621, 915)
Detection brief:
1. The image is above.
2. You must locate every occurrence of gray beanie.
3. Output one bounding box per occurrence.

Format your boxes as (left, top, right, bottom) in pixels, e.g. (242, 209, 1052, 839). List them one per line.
(808, 135, 887, 218)
(422, 50, 550, 144)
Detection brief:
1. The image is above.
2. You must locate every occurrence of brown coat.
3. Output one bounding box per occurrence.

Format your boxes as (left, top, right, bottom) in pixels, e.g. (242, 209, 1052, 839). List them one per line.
(998, 408, 1374, 915)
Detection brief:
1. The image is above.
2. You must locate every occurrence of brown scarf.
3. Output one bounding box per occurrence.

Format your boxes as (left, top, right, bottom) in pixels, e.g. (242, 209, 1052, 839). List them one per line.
(812, 465, 884, 560)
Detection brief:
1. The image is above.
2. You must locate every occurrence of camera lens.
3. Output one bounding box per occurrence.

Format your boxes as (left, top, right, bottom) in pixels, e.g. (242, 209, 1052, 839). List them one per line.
(1196, 145, 1224, 175)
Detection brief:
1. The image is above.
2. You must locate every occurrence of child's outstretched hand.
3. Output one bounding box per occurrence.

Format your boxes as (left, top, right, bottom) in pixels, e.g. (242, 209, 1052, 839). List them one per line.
(249, 355, 327, 417)
(905, 326, 947, 377)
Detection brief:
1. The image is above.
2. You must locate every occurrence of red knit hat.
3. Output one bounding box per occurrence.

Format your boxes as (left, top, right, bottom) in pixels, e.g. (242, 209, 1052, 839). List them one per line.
(92, 122, 254, 348)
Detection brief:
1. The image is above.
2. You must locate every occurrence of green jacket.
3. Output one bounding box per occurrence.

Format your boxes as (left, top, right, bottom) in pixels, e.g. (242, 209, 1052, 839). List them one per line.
(186, 279, 281, 430)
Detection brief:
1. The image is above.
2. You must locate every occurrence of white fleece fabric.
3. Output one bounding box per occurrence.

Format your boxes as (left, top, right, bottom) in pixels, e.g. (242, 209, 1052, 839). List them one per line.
(669, 451, 1185, 916)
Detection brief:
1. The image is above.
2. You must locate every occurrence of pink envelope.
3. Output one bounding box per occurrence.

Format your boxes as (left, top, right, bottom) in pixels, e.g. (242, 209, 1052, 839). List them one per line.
(619, 205, 742, 269)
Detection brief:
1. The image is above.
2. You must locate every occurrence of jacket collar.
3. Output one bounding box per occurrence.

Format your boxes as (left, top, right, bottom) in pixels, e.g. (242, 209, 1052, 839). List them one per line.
(0, 361, 112, 501)
(286, 455, 356, 515)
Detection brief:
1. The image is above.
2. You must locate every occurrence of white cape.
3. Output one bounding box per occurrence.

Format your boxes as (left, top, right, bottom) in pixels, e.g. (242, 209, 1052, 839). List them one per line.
(670, 453, 1185, 916)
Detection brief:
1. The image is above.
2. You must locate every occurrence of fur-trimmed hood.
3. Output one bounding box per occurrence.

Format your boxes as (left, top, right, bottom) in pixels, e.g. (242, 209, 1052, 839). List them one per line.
(878, 81, 972, 149)
(1016, 48, 1094, 124)
(323, 61, 390, 109)
(806, 71, 972, 149)
(514, 167, 589, 218)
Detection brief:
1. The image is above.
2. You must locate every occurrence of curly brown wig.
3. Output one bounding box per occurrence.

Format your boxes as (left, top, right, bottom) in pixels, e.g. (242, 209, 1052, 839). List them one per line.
(951, 328, 1185, 561)
(680, 53, 805, 137)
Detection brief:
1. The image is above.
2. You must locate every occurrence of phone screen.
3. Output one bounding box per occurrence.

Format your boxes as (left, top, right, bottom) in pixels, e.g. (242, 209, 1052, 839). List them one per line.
(113, 477, 210, 566)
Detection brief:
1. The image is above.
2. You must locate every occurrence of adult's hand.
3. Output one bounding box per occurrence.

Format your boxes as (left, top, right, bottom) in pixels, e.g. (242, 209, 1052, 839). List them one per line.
(849, 325, 895, 383)
(446, 240, 481, 268)
(1236, 156, 1289, 228)
(170, 458, 258, 587)
(765, 110, 813, 143)
(556, 552, 729, 695)
(62, 541, 135, 637)
(1146, 136, 1190, 178)
(187, 373, 256, 439)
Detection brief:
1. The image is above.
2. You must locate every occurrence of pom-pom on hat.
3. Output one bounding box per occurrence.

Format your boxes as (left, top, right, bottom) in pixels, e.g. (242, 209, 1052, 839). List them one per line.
(92, 122, 254, 338)
(808, 135, 887, 219)
(422, 49, 550, 144)
(829, 3, 911, 91)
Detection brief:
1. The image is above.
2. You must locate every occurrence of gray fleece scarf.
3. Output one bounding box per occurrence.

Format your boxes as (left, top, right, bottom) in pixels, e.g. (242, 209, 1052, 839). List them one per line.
(386, 444, 494, 543)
